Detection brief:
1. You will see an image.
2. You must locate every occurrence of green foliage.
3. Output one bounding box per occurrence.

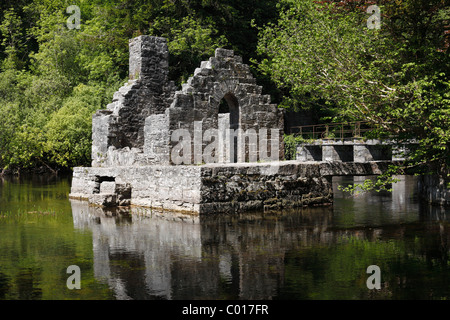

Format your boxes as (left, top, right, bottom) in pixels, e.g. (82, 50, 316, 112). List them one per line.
(0, 8, 25, 70)
(338, 171, 401, 195)
(257, 0, 450, 186)
(1, 0, 447, 177)
(44, 84, 106, 167)
(283, 134, 313, 160)
(163, 15, 228, 85)
(0, 0, 280, 172)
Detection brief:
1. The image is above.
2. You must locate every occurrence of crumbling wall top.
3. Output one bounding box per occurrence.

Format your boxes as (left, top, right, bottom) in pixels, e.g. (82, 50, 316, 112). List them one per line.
(129, 35, 170, 84)
(92, 35, 284, 168)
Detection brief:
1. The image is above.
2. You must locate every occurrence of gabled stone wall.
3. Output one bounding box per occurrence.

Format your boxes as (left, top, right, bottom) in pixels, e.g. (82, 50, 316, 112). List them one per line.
(146, 47, 285, 165)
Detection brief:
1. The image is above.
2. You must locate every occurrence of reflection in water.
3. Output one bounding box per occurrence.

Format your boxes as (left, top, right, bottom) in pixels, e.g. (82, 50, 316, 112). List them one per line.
(71, 200, 333, 299)
(1, 174, 450, 299)
(332, 175, 422, 227)
(70, 176, 450, 300)
(71, 202, 203, 299)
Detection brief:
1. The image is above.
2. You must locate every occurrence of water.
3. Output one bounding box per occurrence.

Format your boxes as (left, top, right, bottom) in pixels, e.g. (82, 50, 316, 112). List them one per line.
(1, 174, 450, 300)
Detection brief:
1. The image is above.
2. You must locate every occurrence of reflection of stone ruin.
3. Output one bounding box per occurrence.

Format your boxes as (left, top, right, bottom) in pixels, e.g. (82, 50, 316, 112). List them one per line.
(70, 36, 395, 214)
(92, 36, 284, 167)
(70, 176, 436, 299)
(70, 200, 337, 299)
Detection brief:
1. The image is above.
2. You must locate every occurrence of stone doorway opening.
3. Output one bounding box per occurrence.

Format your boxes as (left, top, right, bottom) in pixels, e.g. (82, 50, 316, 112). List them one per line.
(93, 176, 132, 207)
(218, 93, 240, 163)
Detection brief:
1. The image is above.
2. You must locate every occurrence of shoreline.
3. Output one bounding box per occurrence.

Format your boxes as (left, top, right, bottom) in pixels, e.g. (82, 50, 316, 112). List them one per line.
(0, 166, 73, 177)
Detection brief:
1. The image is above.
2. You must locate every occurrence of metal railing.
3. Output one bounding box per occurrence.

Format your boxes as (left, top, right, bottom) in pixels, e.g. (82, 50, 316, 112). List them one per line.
(289, 121, 373, 140)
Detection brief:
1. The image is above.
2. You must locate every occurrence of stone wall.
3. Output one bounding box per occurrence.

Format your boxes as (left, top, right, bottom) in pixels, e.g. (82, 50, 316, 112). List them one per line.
(297, 140, 399, 162)
(198, 162, 332, 214)
(70, 160, 398, 215)
(147, 47, 285, 165)
(91, 36, 284, 168)
(91, 36, 177, 167)
(70, 162, 333, 214)
(143, 114, 171, 165)
(71, 165, 203, 213)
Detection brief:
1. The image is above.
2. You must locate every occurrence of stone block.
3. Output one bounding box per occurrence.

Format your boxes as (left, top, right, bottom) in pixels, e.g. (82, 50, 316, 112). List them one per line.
(183, 189, 201, 203)
(100, 181, 116, 194)
(354, 144, 392, 162)
(215, 48, 234, 58)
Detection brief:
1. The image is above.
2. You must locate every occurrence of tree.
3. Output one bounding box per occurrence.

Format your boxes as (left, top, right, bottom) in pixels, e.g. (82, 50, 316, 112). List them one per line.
(256, 0, 450, 186)
(0, 0, 282, 172)
(44, 84, 105, 168)
(0, 8, 26, 70)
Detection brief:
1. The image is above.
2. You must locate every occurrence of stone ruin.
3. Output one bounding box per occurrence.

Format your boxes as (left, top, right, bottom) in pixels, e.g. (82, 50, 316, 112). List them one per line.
(92, 35, 284, 168)
(70, 35, 311, 214)
(70, 35, 402, 214)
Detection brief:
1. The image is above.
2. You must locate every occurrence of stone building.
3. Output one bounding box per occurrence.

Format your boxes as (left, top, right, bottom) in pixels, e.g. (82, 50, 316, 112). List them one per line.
(70, 35, 398, 214)
(91, 35, 284, 168)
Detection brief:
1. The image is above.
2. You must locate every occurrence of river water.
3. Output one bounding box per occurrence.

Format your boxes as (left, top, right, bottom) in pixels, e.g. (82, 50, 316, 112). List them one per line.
(0, 174, 449, 300)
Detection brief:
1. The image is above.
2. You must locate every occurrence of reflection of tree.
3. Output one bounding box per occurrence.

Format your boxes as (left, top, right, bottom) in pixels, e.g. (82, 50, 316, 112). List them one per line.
(16, 268, 42, 300)
(0, 272, 11, 299)
(280, 215, 450, 300)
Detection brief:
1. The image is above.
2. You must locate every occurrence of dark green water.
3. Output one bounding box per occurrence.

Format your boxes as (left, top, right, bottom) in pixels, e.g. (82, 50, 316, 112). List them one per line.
(1, 174, 449, 300)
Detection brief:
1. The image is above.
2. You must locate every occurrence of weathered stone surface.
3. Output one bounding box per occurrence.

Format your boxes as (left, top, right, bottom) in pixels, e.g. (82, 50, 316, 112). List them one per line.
(354, 144, 392, 162)
(92, 36, 177, 167)
(70, 161, 399, 215)
(92, 35, 284, 168)
(89, 194, 117, 207)
(296, 139, 414, 163)
(144, 114, 170, 164)
(318, 161, 400, 176)
(198, 162, 332, 214)
(71, 165, 203, 212)
(100, 181, 116, 194)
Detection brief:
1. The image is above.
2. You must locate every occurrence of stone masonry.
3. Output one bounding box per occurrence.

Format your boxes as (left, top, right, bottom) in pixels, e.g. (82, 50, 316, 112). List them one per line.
(72, 35, 291, 213)
(91, 35, 284, 168)
(92, 37, 177, 167)
(71, 35, 400, 214)
(296, 139, 414, 162)
(70, 160, 397, 214)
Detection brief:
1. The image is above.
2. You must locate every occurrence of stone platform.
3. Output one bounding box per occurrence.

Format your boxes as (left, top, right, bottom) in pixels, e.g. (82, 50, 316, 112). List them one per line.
(69, 160, 396, 215)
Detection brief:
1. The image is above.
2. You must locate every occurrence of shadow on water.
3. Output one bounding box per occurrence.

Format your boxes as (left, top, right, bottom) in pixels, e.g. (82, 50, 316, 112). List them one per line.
(1, 174, 450, 299)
